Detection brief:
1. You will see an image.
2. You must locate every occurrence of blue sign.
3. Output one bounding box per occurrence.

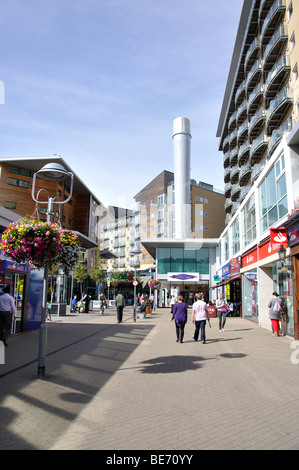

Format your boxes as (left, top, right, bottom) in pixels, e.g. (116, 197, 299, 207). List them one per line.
(222, 263, 230, 278)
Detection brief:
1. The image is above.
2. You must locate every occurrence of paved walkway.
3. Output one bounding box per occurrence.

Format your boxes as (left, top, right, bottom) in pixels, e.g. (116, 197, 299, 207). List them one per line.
(0, 306, 298, 450)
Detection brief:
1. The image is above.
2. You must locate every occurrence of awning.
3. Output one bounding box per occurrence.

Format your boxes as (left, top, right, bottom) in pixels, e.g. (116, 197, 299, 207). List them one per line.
(210, 274, 241, 289)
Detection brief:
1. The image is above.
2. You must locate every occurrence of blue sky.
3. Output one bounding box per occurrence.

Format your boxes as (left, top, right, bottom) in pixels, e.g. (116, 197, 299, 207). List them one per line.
(0, 0, 243, 208)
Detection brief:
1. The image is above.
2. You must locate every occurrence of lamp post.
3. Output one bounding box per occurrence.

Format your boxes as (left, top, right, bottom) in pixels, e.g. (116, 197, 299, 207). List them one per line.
(130, 247, 141, 322)
(31, 163, 73, 378)
(278, 243, 287, 268)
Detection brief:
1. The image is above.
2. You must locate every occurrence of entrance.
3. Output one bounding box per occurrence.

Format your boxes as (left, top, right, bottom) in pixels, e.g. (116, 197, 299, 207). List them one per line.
(3, 273, 25, 334)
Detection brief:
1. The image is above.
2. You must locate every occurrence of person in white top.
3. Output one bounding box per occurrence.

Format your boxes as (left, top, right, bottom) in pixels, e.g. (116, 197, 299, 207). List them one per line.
(0, 286, 17, 346)
(192, 293, 209, 344)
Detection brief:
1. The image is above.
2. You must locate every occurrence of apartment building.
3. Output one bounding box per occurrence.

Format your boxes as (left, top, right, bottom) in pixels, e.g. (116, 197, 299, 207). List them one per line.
(216, 0, 299, 338)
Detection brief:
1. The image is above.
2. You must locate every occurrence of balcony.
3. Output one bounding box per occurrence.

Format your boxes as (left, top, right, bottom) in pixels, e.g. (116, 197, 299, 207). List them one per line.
(250, 133, 269, 164)
(259, 0, 277, 21)
(224, 182, 231, 198)
(246, 60, 262, 94)
(237, 120, 249, 146)
(245, 37, 261, 72)
(228, 111, 237, 131)
(231, 183, 241, 202)
(230, 165, 240, 184)
(224, 166, 231, 183)
(264, 54, 290, 107)
(240, 186, 250, 203)
(263, 25, 288, 73)
(231, 202, 239, 216)
(239, 163, 252, 186)
(248, 83, 264, 116)
(235, 80, 246, 107)
(223, 151, 230, 168)
(229, 128, 238, 149)
(222, 135, 230, 153)
(236, 100, 247, 125)
(266, 85, 293, 134)
(230, 147, 239, 166)
(238, 141, 251, 165)
(261, 0, 286, 45)
(249, 108, 266, 141)
(251, 160, 266, 183)
(224, 198, 233, 213)
(268, 116, 293, 157)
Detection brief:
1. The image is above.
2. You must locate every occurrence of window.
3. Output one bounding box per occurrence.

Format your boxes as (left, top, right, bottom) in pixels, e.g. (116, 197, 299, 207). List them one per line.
(288, 1, 293, 21)
(243, 195, 256, 247)
(157, 194, 165, 205)
(292, 63, 298, 84)
(195, 196, 208, 203)
(290, 32, 295, 52)
(231, 218, 240, 255)
(4, 201, 16, 210)
(259, 155, 288, 233)
(7, 177, 30, 188)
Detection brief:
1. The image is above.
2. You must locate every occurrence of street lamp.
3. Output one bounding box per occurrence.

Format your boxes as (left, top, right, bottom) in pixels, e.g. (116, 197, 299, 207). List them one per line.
(130, 247, 141, 322)
(278, 243, 287, 267)
(277, 243, 294, 272)
(31, 163, 74, 378)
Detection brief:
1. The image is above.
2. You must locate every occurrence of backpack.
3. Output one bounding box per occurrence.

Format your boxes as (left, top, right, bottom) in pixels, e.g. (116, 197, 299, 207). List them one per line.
(273, 301, 281, 313)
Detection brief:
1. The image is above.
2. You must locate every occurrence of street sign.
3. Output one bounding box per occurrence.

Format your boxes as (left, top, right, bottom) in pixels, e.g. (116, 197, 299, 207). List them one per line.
(133, 280, 138, 286)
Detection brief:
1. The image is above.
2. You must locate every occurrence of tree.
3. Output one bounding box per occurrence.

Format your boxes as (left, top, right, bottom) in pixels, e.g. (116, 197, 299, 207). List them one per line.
(89, 248, 105, 297)
(73, 252, 88, 297)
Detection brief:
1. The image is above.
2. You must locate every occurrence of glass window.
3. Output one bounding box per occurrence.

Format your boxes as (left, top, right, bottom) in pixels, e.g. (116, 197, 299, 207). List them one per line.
(171, 248, 183, 272)
(243, 195, 256, 247)
(231, 218, 240, 255)
(184, 250, 197, 272)
(157, 248, 170, 274)
(258, 155, 288, 233)
(197, 248, 209, 274)
(4, 201, 16, 210)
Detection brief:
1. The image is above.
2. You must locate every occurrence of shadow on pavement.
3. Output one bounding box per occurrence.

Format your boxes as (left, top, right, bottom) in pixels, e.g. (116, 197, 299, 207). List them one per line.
(0, 321, 154, 450)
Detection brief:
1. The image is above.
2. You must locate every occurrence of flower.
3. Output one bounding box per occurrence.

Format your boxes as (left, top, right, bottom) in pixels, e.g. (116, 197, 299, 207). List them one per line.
(148, 279, 161, 289)
(0, 218, 81, 272)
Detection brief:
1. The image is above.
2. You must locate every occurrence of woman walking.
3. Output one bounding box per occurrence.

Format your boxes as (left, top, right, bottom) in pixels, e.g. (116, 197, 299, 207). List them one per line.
(192, 293, 209, 344)
(268, 292, 283, 337)
(170, 295, 188, 343)
(216, 293, 227, 331)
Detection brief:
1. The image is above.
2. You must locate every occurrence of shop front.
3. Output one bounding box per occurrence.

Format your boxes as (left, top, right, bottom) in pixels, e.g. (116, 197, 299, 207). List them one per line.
(240, 228, 295, 335)
(0, 259, 29, 334)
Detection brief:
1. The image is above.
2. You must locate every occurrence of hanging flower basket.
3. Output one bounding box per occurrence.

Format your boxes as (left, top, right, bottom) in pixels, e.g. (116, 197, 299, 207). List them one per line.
(148, 279, 161, 289)
(0, 218, 80, 272)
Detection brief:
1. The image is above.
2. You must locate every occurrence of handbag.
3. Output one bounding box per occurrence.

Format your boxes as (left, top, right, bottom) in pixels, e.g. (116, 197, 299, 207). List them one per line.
(221, 304, 228, 312)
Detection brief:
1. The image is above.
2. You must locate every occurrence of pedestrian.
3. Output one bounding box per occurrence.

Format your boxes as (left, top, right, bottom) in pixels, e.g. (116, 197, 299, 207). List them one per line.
(0, 286, 17, 346)
(115, 291, 125, 323)
(192, 293, 209, 344)
(170, 294, 176, 313)
(216, 293, 228, 332)
(170, 294, 188, 343)
(71, 295, 78, 313)
(268, 292, 283, 337)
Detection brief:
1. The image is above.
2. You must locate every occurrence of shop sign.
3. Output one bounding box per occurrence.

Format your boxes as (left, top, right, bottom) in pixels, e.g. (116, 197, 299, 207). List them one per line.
(167, 273, 199, 282)
(242, 247, 258, 268)
(269, 228, 287, 250)
(288, 223, 299, 247)
(259, 230, 287, 261)
(222, 263, 230, 278)
(1, 260, 27, 273)
(230, 257, 241, 275)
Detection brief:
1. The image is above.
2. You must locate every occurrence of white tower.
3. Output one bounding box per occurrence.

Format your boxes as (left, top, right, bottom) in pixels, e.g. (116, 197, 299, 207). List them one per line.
(172, 117, 191, 239)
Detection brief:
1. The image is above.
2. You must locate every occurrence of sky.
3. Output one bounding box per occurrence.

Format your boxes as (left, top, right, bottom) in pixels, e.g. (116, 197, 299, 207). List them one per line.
(0, 0, 243, 209)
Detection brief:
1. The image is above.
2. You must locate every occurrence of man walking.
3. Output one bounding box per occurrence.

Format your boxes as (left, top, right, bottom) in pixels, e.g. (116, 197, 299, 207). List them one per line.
(115, 291, 125, 323)
(0, 286, 17, 346)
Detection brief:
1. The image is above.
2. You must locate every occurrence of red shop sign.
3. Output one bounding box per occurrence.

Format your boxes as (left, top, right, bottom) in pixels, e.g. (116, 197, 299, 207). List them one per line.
(242, 247, 258, 268)
(259, 229, 288, 261)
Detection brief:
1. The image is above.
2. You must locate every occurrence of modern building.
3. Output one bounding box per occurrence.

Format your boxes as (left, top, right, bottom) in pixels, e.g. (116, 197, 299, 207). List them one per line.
(216, 0, 299, 337)
(139, 118, 226, 306)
